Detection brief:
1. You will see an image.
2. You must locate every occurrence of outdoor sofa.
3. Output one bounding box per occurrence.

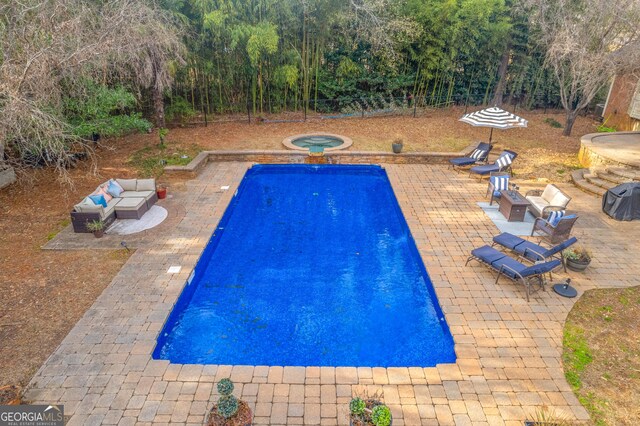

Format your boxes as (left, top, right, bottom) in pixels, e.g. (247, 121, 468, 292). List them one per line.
(70, 178, 158, 233)
(524, 184, 571, 218)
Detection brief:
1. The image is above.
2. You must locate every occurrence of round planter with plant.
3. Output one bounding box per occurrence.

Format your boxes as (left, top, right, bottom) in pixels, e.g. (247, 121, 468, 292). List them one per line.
(207, 379, 252, 426)
(86, 219, 105, 238)
(391, 138, 403, 154)
(563, 246, 591, 271)
(349, 397, 392, 426)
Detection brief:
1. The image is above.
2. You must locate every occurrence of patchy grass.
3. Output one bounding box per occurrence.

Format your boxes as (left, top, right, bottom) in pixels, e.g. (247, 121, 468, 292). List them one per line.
(128, 143, 202, 177)
(563, 286, 640, 425)
(544, 117, 563, 128)
(46, 218, 70, 241)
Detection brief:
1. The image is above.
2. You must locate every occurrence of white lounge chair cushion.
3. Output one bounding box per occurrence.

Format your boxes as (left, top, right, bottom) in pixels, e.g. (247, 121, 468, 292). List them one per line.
(114, 197, 145, 211)
(103, 197, 121, 216)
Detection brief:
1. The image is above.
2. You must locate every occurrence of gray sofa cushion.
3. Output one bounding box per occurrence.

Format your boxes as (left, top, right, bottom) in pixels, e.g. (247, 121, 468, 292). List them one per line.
(120, 190, 155, 201)
(116, 178, 137, 191)
(136, 179, 156, 191)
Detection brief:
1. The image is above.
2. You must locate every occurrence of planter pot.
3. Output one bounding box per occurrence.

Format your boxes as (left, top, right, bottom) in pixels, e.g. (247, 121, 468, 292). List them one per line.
(392, 143, 403, 154)
(566, 258, 590, 272)
(93, 230, 104, 239)
(157, 187, 167, 199)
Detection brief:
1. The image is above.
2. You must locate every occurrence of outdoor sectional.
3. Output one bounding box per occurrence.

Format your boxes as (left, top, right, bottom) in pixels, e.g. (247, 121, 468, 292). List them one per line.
(70, 178, 158, 233)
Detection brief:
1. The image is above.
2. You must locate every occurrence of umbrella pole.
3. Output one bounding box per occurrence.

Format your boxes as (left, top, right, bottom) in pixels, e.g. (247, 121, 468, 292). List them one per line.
(489, 128, 494, 143)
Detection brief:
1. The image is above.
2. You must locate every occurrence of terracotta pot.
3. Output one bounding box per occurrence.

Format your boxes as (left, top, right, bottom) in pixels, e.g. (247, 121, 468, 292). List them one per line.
(157, 187, 167, 199)
(93, 230, 104, 238)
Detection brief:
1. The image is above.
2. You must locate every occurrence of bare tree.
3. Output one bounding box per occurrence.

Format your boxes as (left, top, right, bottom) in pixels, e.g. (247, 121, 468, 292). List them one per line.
(527, 0, 640, 135)
(0, 0, 184, 182)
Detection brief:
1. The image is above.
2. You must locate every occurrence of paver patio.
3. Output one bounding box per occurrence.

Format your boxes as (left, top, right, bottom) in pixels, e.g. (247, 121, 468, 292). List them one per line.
(24, 162, 640, 425)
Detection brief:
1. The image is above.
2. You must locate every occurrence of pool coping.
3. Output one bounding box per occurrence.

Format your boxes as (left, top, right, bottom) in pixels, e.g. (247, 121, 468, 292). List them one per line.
(164, 145, 474, 178)
(25, 162, 630, 425)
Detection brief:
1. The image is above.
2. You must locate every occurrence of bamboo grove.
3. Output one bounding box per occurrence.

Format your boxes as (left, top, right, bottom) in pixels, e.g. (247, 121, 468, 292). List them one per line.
(161, 0, 562, 117)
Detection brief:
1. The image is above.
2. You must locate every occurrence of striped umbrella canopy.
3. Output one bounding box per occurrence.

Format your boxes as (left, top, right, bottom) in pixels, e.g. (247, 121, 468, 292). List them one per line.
(459, 106, 528, 143)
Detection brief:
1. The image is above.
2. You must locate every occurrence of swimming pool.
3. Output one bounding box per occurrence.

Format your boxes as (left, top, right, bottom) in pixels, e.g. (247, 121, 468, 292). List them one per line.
(153, 165, 456, 367)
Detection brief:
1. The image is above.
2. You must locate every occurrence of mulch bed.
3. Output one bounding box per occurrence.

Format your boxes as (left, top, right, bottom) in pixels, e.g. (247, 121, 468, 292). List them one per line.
(206, 400, 252, 426)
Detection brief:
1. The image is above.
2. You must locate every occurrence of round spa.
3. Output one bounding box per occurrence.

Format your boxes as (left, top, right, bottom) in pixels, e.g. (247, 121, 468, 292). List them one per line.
(282, 133, 353, 152)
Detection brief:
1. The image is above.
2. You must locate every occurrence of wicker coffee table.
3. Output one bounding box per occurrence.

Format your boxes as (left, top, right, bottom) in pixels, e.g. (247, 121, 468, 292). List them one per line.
(498, 190, 531, 222)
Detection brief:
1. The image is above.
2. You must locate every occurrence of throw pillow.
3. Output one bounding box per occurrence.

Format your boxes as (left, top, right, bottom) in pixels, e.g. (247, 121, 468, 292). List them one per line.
(547, 210, 565, 226)
(107, 179, 124, 197)
(88, 194, 107, 208)
(98, 186, 113, 202)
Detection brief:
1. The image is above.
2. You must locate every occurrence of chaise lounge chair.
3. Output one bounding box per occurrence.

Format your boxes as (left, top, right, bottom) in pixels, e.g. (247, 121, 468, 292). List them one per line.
(492, 232, 578, 272)
(449, 142, 493, 169)
(466, 245, 561, 301)
(469, 150, 518, 179)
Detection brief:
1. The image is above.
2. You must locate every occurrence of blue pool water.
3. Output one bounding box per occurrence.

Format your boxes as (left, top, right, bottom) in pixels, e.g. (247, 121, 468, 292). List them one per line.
(153, 165, 456, 367)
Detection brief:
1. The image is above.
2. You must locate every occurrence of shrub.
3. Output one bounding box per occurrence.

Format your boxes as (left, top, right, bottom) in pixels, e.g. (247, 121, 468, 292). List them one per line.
(217, 395, 239, 419)
(563, 246, 591, 262)
(596, 124, 616, 132)
(349, 397, 366, 416)
(165, 96, 197, 123)
(217, 378, 234, 396)
(544, 117, 563, 128)
(371, 405, 392, 426)
(85, 219, 105, 232)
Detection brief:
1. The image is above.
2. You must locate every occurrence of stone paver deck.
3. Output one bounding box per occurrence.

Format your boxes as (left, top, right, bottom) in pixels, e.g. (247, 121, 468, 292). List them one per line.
(25, 163, 640, 425)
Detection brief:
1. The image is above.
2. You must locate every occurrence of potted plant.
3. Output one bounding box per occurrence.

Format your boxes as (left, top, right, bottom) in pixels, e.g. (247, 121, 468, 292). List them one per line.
(563, 246, 591, 271)
(86, 219, 105, 238)
(349, 397, 392, 426)
(391, 137, 403, 154)
(207, 379, 252, 426)
(156, 185, 167, 199)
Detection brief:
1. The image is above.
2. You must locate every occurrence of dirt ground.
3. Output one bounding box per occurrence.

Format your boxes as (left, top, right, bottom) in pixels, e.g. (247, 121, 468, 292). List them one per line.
(0, 108, 599, 404)
(563, 286, 640, 425)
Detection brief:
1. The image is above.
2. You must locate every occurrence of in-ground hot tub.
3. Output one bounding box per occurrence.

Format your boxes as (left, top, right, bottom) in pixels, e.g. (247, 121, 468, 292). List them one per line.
(282, 132, 353, 152)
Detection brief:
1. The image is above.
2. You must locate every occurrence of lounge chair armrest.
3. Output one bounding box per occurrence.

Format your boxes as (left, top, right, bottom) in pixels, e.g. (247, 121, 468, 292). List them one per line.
(525, 189, 543, 197)
(499, 264, 523, 280)
(523, 247, 546, 260)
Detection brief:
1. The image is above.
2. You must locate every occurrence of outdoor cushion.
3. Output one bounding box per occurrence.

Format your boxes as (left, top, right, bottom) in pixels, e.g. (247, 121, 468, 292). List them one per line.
(547, 210, 565, 226)
(114, 197, 145, 210)
(469, 163, 500, 175)
(88, 194, 107, 207)
(119, 190, 155, 201)
(97, 186, 113, 203)
(116, 178, 137, 191)
(549, 191, 571, 208)
(136, 179, 156, 191)
(496, 154, 513, 168)
(491, 255, 527, 279)
(541, 185, 560, 202)
(103, 197, 121, 216)
(470, 149, 484, 159)
(75, 197, 102, 213)
(106, 179, 124, 197)
(492, 232, 524, 250)
(526, 196, 547, 213)
(450, 157, 477, 166)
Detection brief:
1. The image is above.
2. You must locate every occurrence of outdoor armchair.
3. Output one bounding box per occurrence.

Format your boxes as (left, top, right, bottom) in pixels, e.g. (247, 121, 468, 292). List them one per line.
(486, 172, 510, 205)
(531, 214, 578, 244)
(449, 142, 492, 169)
(466, 245, 561, 301)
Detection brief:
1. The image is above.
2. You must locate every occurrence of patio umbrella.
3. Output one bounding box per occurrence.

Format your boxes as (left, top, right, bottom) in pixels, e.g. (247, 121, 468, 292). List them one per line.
(459, 106, 528, 143)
